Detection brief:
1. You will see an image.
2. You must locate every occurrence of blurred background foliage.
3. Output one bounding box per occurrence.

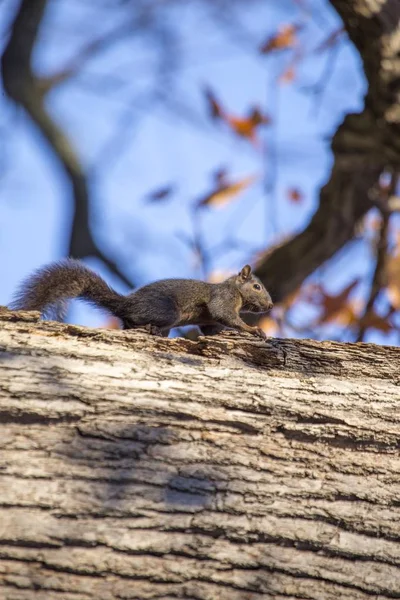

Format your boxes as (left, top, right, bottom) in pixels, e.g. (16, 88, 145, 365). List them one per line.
(1, 0, 399, 344)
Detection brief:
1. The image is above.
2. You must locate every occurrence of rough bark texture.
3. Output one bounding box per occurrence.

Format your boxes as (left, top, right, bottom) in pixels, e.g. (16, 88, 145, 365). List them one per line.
(0, 309, 399, 599)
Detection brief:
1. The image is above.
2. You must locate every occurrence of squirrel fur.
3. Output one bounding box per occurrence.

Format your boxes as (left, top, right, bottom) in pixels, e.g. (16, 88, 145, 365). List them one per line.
(10, 259, 273, 339)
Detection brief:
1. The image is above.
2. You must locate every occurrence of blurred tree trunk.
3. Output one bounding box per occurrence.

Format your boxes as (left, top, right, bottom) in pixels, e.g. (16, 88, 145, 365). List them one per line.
(0, 309, 399, 599)
(254, 0, 400, 300)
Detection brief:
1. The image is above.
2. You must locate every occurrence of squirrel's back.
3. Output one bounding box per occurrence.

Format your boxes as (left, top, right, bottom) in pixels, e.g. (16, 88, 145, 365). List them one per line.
(11, 259, 123, 320)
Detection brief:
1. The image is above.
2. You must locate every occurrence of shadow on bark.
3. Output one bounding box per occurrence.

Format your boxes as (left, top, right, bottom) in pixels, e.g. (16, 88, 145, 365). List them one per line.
(64, 422, 221, 512)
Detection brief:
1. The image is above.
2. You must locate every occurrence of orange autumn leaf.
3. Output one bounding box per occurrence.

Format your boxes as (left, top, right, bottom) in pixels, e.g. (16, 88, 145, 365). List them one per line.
(318, 280, 359, 324)
(226, 107, 270, 145)
(260, 24, 300, 54)
(198, 174, 257, 208)
(226, 116, 257, 141)
(203, 86, 270, 146)
(333, 300, 391, 334)
(287, 187, 303, 203)
(332, 299, 362, 327)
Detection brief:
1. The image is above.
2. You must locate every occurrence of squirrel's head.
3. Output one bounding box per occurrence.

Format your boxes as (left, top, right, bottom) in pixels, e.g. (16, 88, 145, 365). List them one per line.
(235, 265, 273, 314)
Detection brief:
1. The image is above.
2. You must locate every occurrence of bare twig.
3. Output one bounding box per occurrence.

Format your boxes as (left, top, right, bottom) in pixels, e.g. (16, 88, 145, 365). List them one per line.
(305, 40, 342, 114)
(191, 207, 210, 278)
(39, 21, 140, 93)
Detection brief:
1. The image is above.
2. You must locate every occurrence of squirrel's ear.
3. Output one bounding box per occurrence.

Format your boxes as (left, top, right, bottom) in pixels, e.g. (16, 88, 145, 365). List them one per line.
(239, 265, 252, 280)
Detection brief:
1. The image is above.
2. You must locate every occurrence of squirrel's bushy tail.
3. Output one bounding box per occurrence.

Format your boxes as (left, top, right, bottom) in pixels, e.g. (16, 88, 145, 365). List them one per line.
(10, 259, 124, 320)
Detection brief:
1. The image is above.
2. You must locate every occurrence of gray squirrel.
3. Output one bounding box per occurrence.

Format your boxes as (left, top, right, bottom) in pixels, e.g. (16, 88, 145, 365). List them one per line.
(11, 259, 273, 339)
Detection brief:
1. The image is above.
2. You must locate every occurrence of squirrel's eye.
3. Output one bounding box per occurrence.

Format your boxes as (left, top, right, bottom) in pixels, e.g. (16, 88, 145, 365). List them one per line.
(253, 284, 261, 291)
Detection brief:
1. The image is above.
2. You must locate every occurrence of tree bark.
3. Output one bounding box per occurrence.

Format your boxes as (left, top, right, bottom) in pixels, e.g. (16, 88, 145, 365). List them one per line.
(0, 309, 399, 599)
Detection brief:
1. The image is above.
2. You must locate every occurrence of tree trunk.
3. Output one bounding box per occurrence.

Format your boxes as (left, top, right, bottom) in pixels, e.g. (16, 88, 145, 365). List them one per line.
(0, 309, 399, 599)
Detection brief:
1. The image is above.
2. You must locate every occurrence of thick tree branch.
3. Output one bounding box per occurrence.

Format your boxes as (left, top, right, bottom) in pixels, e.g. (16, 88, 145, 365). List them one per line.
(0, 309, 400, 598)
(1, 0, 134, 289)
(255, 0, 400, 303)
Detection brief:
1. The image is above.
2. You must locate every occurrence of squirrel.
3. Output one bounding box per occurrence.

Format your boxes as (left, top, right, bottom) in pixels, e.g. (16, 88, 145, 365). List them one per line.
(10, 259, 273, 340)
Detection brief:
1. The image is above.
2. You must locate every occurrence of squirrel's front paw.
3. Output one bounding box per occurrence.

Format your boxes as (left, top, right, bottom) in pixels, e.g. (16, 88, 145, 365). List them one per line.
(254, 327, 268, 341)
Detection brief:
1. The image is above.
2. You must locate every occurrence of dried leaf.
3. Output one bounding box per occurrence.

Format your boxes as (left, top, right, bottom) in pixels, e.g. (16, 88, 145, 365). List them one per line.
(227, 116, 257, 142)
(248, 107, 271, 126)
(203, 87, 270, 146)
(204, 87, 225, 120)
(332, 299, 362, 327)
(318, 280, 359, 324)
(260, 24, 299, 54)
(227, 107, 270, 145)
(287, 187, 303, 203)
(146, 185, 174, 202)
(198, 174, 257, 208)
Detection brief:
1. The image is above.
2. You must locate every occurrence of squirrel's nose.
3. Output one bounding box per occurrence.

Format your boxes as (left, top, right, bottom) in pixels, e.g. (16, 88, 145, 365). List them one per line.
(267, 301, 273, 311)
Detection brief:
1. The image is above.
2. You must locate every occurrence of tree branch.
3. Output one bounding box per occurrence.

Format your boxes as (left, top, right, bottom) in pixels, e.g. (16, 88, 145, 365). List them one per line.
(1, 310, 400, 598)
(1, 0, 134, 289)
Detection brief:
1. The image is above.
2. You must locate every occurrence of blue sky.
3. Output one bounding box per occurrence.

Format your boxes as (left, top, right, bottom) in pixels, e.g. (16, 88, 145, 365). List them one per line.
(2, 0, 386, 341)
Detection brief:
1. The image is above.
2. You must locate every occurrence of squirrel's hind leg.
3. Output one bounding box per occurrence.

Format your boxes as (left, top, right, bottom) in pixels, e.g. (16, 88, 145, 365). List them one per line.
(121, 295, 178, 335)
